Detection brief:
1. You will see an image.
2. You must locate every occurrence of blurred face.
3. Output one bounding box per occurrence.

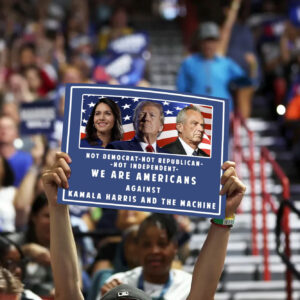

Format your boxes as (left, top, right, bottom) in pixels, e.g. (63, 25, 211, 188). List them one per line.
(136, 105, 163, 139)
(62, 68, 82, 83)
(138, 225, 177, 281)
(117, 210, 149, 230)
(0, 117, 18, 144)
(200, 38, 218, 59)
(177, 110, 204, 149)
(111, 9, 128, 28)
(124, 230, 139, 268)
(32, 205, 50, 247)
(20, 48, 36, 67)
(2, 103, 20, 125)
(1, 245, 22, 280)
(25, 69, 42, 92)
(93, 103, 115, 135)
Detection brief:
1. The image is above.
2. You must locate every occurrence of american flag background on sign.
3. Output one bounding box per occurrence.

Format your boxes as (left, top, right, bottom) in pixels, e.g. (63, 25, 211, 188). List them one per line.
(80, 95, 212, 156)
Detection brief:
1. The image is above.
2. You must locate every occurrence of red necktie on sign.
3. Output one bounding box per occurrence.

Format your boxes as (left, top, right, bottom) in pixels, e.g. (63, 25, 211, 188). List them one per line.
(146, 144, 154, 152)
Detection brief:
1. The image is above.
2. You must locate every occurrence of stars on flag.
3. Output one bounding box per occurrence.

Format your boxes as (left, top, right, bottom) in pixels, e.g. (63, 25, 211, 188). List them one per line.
(80, 94, 212, 155)
(122, 103, 131, 110)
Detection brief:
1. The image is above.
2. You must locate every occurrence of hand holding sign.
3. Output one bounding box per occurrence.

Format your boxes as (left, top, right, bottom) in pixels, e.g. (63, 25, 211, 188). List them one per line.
(60, 85, 229, 218)
(43, 151, 244, 217)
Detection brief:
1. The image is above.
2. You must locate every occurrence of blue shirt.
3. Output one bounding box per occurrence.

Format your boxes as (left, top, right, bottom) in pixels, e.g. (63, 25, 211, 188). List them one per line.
(8, 151, 33, 187)
(176, 54, 246, 111)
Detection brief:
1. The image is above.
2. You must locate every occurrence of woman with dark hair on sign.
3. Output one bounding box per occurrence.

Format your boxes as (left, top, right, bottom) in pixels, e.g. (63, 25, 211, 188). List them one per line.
(80, 98, 123, 148)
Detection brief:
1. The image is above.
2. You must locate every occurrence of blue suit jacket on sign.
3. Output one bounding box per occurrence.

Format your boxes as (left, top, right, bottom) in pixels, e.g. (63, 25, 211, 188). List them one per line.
(107, 137, 169, 153)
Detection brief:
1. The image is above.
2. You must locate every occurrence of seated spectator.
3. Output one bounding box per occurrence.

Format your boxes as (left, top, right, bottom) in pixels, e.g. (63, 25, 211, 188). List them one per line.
(0, 115, 33, 187)
(98, 6, 134, 53)
(21, 65, 53, 101)
(87, 224, 140, 300)
(0, 266, 23, 299)
(0, 155, 16, 233)
(12, 194, 54, 296)
(16, 43, 57, 94)
(0, 236, 42, 299)
(13, 135, 48, 229)
(91, 209, 149, 274)
(99, 213, 191, 300)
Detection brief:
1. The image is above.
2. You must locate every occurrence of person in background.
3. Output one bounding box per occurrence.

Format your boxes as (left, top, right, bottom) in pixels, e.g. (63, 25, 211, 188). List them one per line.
(0, 115, 33, 187)
(98, 6, 134, 53)
(218, 0, 259, 119)
(176, 21, 249, 114)
(81, 98, 123, 148)
(11, 194, 54, 297)
(99, 213, 191, 300)
(0, 266, 23, 300)
(0, 155, 17, 233)
(0, 236, 42, 300)
(42, 152, 246, 300)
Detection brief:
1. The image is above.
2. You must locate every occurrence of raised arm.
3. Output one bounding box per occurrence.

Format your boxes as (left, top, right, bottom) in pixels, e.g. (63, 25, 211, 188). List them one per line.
(217, 0, 241, 56)
(42, 152, 84, 300)
(187, 161, 246, 300)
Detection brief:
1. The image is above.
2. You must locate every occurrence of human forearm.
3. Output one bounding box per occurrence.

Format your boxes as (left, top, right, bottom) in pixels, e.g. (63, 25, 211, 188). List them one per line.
(218, 0, 241, 55)
(187, 161, 245, 300)
(187, 223, 230, 300)
(49, 203, 83, 300)
(42, 152, 84, 300)
(14, 167, 39, 228)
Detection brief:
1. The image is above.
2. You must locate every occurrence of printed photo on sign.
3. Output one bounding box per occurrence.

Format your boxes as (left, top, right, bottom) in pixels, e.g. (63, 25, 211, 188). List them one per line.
(79, 95, 213, 158)
(58, 84, 229, 218)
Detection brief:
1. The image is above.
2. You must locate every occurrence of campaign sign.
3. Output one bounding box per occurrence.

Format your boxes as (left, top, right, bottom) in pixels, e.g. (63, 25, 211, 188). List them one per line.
(107, 33, 149, 56)
(98, 54, 146, 85)
(58, 84, 229, 218)
(20, 100, 56, 135)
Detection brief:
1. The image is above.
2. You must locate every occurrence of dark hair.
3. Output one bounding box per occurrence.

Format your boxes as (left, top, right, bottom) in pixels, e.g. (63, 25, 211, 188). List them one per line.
(0, 236, 24, 261)
(21, 64, 41, 77)
(0, 156, 14, 187)
(18, 42, 36, 57)
(0, 235, 25, 280)
(85, 98, 123, 146)
(137, 214, 178, 243)
(25, 193, 48, 243)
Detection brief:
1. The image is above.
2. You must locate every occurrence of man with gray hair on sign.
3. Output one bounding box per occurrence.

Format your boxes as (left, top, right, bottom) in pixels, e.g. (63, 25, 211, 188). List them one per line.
(163, 106, 209, 157)
(107, 100, 168, 153)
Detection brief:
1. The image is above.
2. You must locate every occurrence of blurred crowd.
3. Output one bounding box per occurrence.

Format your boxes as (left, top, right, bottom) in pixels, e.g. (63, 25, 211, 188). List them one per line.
(0, 0, 300, 299)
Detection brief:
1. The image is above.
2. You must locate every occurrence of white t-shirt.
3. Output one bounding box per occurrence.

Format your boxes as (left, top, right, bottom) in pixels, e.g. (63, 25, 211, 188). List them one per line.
(0, 187, 16, 232)
(98, 266, 192, 300)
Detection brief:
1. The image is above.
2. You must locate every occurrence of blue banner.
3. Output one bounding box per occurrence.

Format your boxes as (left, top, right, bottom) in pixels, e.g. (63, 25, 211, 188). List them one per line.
(58, 84, 229, 218)
(107, 33, 148, 56)
(20, 100, 56, 135)
(94, 33, 149, 85)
